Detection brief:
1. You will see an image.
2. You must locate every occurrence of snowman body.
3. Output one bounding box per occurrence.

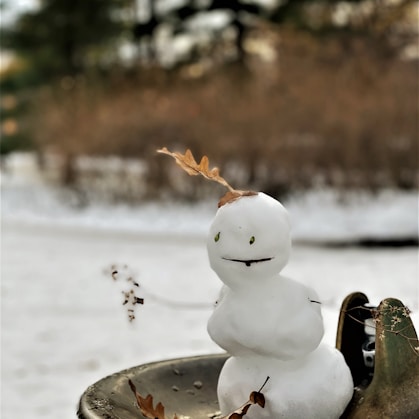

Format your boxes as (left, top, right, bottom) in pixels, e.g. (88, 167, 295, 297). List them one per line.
(208, 277, 324, 360)
(216, 344, 353, 419)
(207, 193, 353, 418)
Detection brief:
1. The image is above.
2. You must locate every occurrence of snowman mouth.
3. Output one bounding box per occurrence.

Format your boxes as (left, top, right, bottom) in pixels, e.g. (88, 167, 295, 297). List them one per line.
(222, 257, 273, 267)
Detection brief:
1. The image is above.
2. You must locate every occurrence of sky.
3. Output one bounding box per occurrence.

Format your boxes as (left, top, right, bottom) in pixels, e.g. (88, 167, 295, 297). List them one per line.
(1, 0, 37, 26)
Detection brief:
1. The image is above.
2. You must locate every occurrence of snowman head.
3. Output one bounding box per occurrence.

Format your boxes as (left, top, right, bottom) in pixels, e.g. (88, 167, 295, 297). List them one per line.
(207, 193, 291, 288)
(156, 148, 291, 287)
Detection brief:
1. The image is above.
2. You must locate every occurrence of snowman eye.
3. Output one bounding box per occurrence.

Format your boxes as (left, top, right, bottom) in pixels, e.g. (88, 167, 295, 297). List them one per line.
(249, 236, 255, 245)
(214, 232, 221, 242)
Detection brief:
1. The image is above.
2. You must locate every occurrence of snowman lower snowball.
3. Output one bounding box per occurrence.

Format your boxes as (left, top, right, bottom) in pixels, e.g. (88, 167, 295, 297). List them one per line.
(206, 192, 354, 418)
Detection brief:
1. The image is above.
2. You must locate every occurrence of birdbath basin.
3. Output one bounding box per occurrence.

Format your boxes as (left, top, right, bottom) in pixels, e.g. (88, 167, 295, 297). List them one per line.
(78, 353, 228, 419)
(78, 294, 419, 418)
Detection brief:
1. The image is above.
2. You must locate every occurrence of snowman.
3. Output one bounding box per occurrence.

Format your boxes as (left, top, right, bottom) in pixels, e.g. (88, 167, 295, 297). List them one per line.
(207, 192, 354, 419)
(158, 149, 354, 418)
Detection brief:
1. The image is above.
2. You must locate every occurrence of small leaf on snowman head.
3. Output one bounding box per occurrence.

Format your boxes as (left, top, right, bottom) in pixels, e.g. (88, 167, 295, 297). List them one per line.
(158, 147, 262, 208)
(157, 147, 235, 192)
(218, 190, 258, 208)
(214, 232, 221, 242)
(249, 236, 255, 245)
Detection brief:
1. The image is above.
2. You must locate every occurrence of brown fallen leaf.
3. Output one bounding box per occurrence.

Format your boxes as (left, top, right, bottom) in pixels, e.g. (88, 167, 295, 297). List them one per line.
(220, 376, 269, 419)
(129, 376, 269, 419)
(157, 148, 257, 207)
(221, 391, 266, 419)
(217, 190, 258, 208)
(128, 379, 178, 419)
(157, 147, 235, 190)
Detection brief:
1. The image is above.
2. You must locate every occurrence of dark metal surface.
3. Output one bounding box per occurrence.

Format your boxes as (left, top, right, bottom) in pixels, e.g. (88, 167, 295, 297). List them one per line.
(79, 293, 419, 419)
(336, 291, 371, 386)
(78, 353, 228, 419)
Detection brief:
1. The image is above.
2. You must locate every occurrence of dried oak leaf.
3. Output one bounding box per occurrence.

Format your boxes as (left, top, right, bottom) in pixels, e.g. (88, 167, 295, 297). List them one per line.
(222, 391, 265, 419)
(221, 377, 269, 419)
(217, 190, 258, 208)
(157, 147, 257, 207)
(157, 147, 234, 192)
(128, 379, 179, 419)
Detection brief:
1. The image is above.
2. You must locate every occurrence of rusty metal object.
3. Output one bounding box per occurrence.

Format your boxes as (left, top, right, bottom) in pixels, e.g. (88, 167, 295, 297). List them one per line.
(338, 295, 419, 419)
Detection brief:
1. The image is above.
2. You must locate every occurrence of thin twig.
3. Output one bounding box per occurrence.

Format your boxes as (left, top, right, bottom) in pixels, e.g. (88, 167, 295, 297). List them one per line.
(342, 305, 419, 356)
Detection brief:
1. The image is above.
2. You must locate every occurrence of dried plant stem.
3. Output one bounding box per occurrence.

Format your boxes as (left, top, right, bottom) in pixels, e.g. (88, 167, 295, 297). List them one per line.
(343, 305, 419, 356)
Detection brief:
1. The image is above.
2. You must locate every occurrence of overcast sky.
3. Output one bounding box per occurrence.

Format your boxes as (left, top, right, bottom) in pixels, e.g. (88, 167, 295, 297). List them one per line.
(1, 0, 37, 26)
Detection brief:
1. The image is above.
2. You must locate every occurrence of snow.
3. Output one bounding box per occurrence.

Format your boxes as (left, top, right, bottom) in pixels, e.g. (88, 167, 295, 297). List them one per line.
(1, 154, 418, 419)
(2, 167, 417, 244)
(206, 193, 353, 418)
(286, 189, 419, 244)
(185, 10, 235, 33)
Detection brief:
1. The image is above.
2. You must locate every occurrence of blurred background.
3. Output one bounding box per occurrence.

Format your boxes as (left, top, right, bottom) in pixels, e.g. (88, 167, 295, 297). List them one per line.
(1, 0, 418, 202)
(1, 1, 418, 419)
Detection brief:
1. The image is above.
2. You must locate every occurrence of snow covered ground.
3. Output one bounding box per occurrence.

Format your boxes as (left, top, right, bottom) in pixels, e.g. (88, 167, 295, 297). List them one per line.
(1, 153, 418, 419)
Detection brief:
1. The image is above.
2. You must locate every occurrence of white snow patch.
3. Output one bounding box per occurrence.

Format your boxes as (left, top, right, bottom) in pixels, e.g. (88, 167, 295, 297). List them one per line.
(1, 154, 418, 243)
(1, 153, 418, 419)
(287, 188, 418, 243)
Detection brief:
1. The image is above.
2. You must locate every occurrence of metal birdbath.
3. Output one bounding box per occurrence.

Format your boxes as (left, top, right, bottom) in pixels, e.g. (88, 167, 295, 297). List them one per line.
(77, 353, 227, 419)
(78, 293, 419, 419)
